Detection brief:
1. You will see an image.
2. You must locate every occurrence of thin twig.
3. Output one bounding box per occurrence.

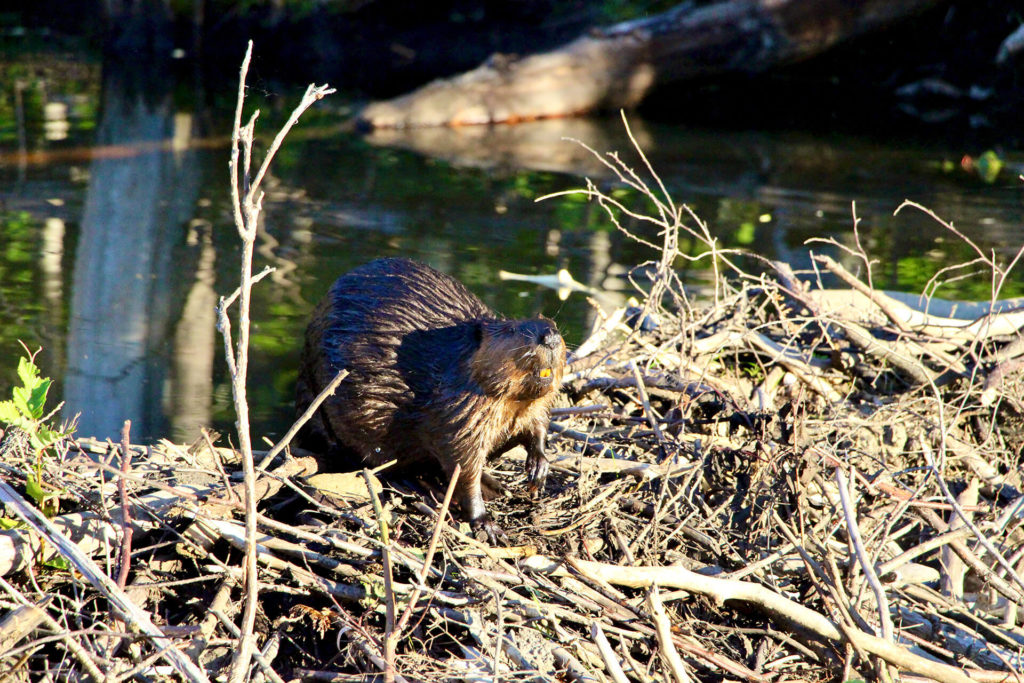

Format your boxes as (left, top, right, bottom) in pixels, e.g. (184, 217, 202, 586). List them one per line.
(835, 468, 894, 643)
(222, 41, 334, 683)
(394, 464, 460, 635)
(257, 369, 348, 471)
(115, 419, 133, 590)
(629, 359, 667, 459)
(225, 43, 260, 683)
(364, 468, 397, 683)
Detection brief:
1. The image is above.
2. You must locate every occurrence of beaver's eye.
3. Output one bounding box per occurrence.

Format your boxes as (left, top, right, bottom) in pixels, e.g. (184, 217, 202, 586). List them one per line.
(539, 368, 552, 378)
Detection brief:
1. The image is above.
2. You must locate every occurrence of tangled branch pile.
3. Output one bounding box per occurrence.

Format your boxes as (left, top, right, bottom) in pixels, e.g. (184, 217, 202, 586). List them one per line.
(3, 98, 1024, 683)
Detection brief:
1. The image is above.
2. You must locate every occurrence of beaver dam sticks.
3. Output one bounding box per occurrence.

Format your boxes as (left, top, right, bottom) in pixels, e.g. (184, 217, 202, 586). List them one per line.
(295, 257, 566, 541)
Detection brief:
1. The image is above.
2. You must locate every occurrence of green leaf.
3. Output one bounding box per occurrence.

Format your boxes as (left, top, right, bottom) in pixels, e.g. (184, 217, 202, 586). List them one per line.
(17, 356, 40, 391)
(977, 149, 1003, 184)
(42, 555, 70, 571)
(27, 378, 51, 419)
(25, 476, 47, 505)
(0, 400, 21, 424)
(29, 432, 45, 453)
(35, 426, 63, 450)
(12, 386, 31, 417)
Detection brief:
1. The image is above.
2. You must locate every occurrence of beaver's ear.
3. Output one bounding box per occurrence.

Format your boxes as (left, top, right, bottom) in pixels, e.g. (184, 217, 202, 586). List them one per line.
(472, 321, 484, 344)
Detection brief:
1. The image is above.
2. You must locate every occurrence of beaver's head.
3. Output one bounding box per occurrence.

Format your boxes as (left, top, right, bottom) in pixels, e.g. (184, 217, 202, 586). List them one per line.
(472, 318, 566, 400)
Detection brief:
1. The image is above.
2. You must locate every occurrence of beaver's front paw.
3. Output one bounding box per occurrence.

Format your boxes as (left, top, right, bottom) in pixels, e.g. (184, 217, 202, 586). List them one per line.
(526, 451, 549, 493)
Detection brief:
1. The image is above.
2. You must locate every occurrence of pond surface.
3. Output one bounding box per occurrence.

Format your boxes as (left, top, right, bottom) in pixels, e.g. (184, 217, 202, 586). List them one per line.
(2, 47, 1023, 445)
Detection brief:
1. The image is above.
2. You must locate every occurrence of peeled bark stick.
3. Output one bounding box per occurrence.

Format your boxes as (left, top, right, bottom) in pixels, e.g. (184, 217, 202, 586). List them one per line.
(201, 518, 362, 579)
(914, 507, 1024, 607)
(648, 585, 693, 683)
(0, 507, 119, 578)
(571, 305, 627, 363)
(940, 480, 977, 600)
(770, 259, 947, 385)
(557, 558, 975, 683)
(360, 0, 944, 127)
(997, 23, 1024, 64)
(813, 254, 911, 333)
(981, 353, 1024, 407)
(0, 480, 211, 683)
(183, 579, 233, 666)
(746, 331, 843, 402)
(876, 527, 974, 578)
(590, 622, 631, 683)
(811, 254, 965, 374)
(0, 600, 49, 661)
(921, 439, 1024, 601)
(832, 316, 937, 385)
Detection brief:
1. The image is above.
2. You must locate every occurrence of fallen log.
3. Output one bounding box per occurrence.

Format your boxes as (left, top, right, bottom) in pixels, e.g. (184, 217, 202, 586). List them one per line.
(359, 0, 946, 128)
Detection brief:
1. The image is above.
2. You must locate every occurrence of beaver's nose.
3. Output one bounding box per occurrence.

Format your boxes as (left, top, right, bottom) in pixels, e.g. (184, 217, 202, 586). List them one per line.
(541, 329, 562, 350)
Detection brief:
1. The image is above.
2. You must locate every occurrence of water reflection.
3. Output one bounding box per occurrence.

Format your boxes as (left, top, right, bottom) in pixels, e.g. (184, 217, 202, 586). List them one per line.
(364, 118, 1024, 285)
(2, 52, 1022, 445)
(364, 117, 654, 176)
(64, 63, 208, 442)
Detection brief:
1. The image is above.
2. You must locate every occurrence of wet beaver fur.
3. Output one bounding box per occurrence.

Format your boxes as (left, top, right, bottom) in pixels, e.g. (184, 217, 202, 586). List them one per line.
(296, 257, 566, 539)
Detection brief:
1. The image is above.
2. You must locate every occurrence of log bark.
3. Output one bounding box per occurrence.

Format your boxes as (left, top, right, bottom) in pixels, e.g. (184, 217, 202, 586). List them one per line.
(359, 0, 946, 128)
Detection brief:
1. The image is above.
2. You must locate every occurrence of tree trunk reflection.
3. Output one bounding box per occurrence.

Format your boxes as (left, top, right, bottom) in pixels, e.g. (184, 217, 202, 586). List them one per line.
(65, 63, 206, 442)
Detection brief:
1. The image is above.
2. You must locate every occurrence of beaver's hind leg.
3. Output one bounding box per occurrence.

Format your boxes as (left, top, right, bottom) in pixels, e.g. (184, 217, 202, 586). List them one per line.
(437, 446, 506, 543)
(480, 471, 504, 500)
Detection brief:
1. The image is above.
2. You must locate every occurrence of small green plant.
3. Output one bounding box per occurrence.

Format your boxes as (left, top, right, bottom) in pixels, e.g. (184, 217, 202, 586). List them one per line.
(0, 351, 66, 454)
(0, 346, 73, 517)
(740, 360, 766, 383)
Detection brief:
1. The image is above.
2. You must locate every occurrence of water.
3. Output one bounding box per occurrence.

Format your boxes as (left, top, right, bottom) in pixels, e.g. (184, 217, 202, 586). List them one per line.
(2, 47, 1022, 445)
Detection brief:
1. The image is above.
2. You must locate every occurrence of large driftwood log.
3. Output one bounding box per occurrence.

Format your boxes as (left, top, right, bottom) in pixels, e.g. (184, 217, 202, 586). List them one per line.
(359, 0, 945, 128)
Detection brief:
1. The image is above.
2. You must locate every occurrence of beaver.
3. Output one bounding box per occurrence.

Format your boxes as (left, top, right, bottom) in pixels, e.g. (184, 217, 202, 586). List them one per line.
(296, 257, 566, 540)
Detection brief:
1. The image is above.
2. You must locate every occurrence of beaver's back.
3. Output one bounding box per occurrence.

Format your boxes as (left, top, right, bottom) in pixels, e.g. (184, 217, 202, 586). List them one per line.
(296, 258, 495, 464)
(319, 257, 493, 342)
